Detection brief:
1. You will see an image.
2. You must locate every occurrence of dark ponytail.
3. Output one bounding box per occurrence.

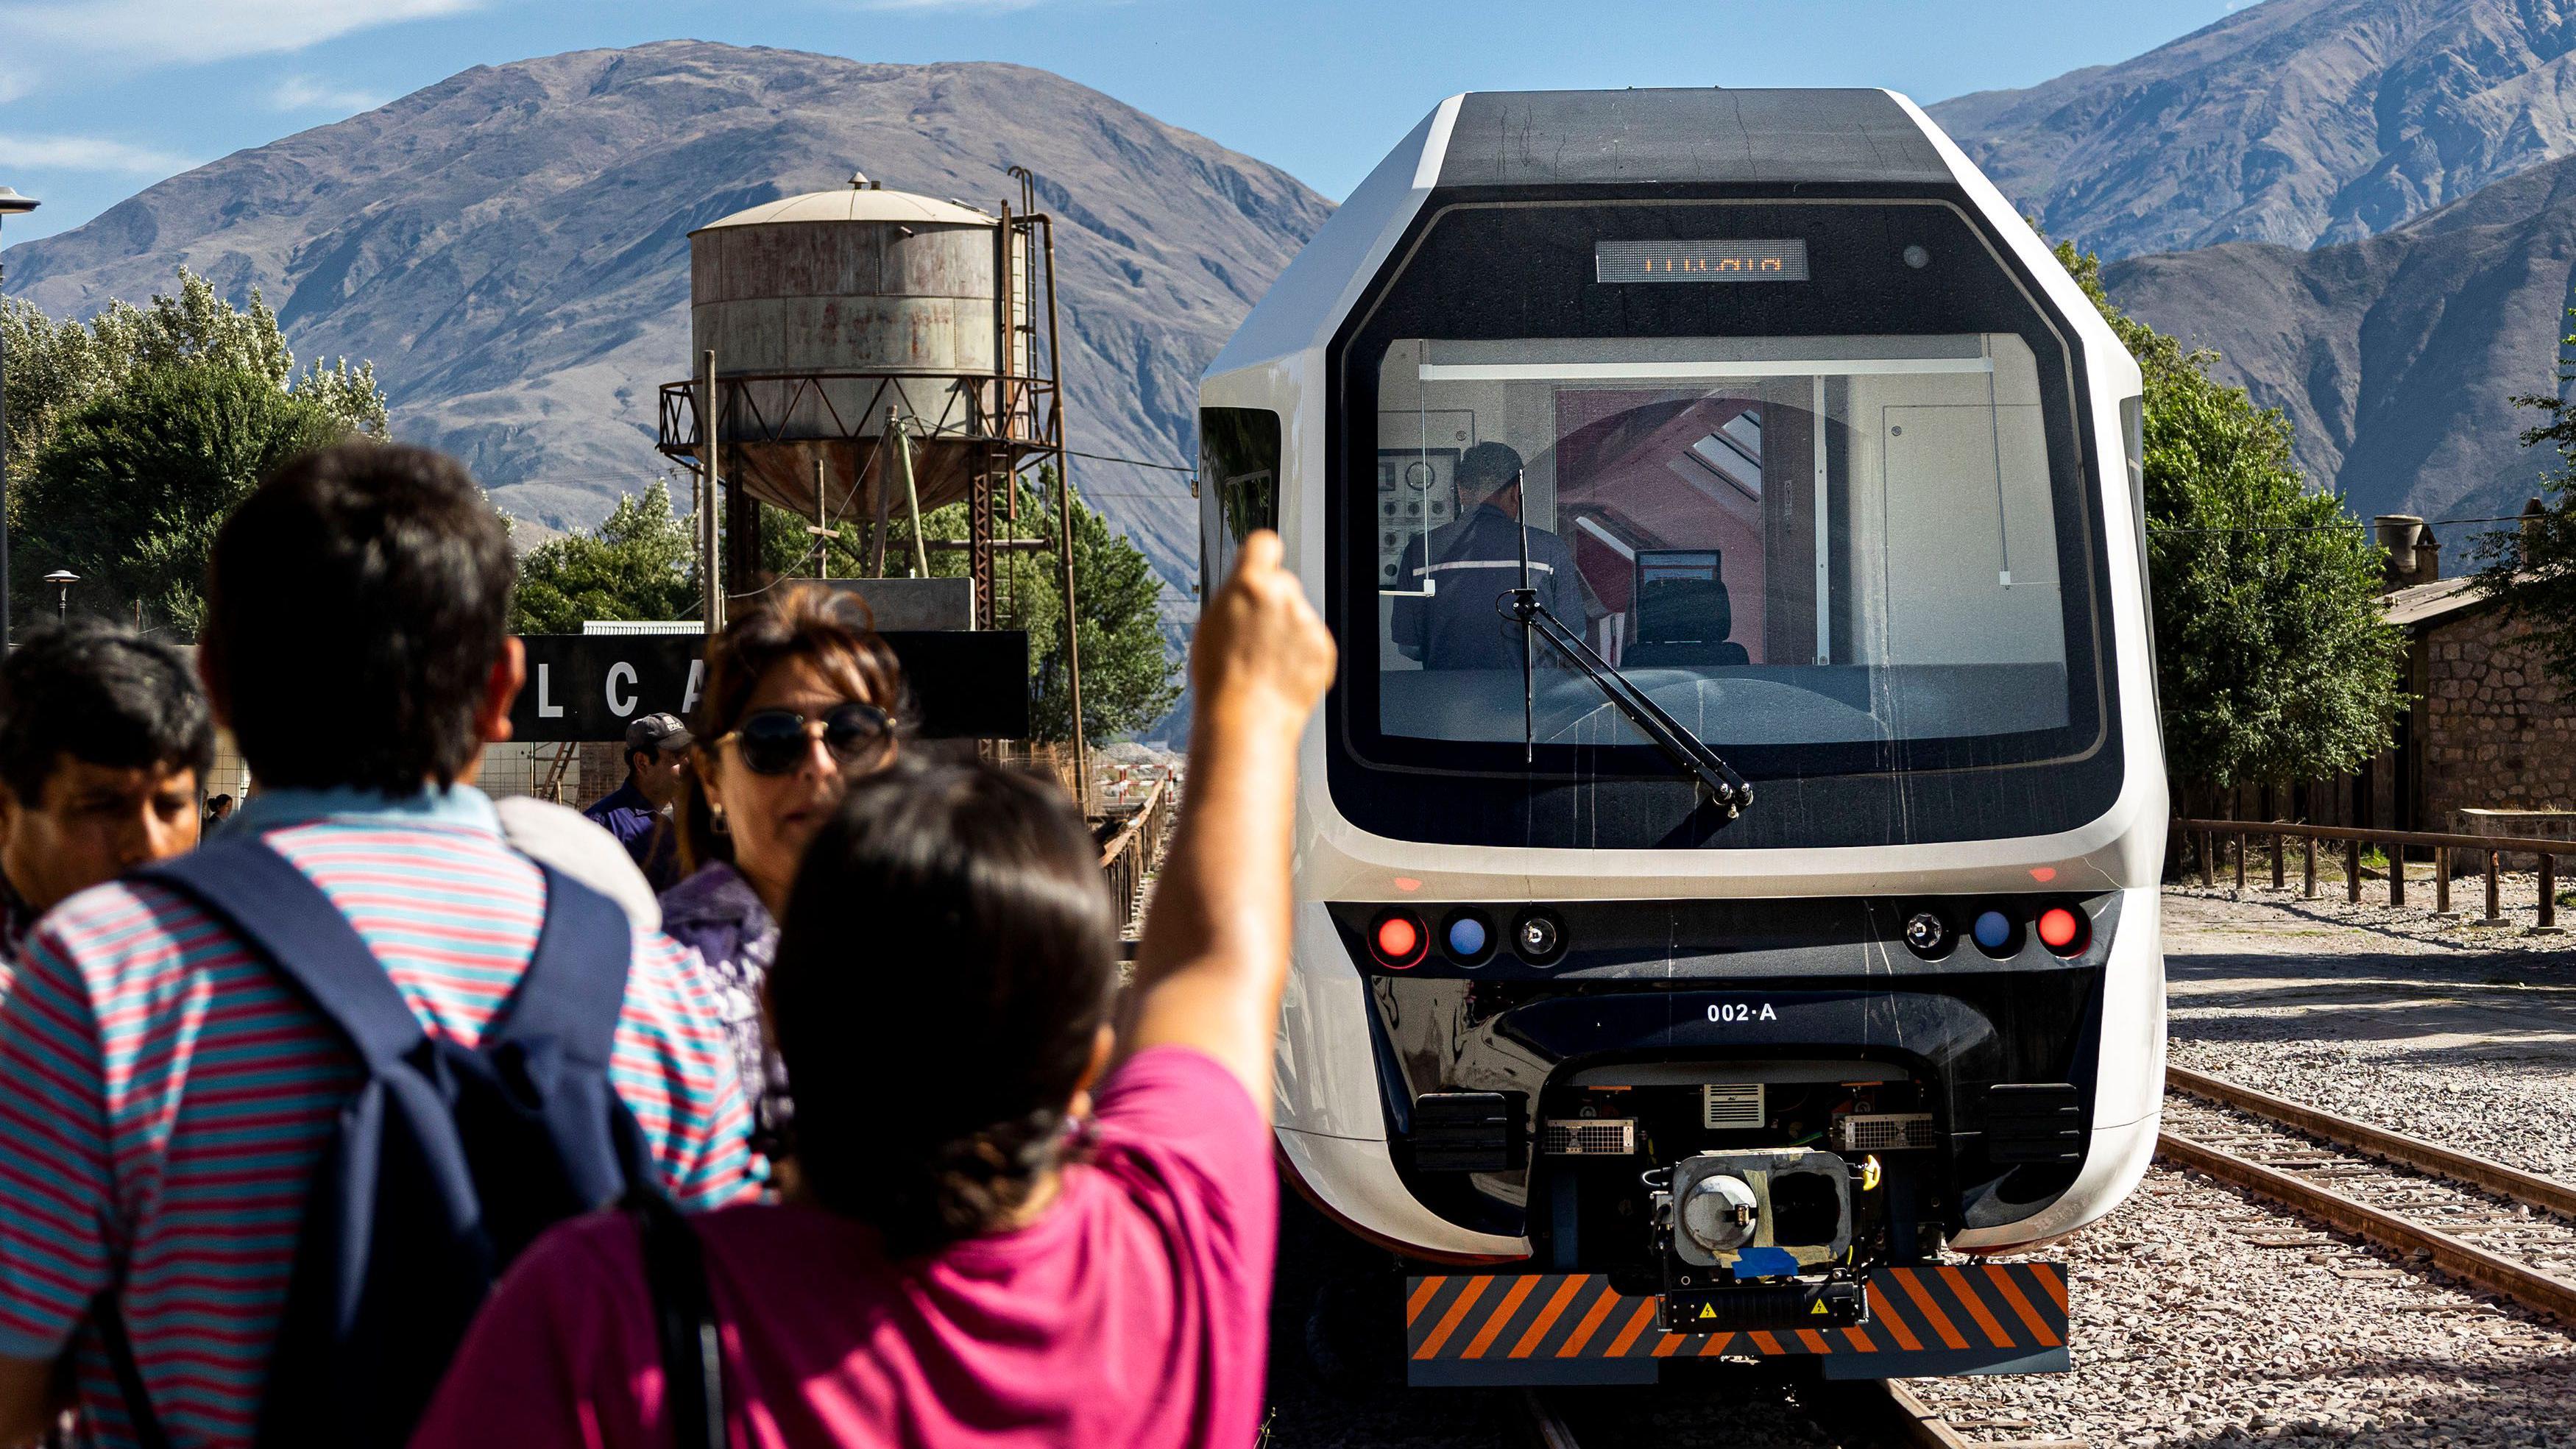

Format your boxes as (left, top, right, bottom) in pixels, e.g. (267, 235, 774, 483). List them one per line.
(768, 760, 1117, 1256)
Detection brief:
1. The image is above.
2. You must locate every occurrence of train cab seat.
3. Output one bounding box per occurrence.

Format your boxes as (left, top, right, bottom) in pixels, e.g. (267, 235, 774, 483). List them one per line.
(1623, 548, 1750, 667)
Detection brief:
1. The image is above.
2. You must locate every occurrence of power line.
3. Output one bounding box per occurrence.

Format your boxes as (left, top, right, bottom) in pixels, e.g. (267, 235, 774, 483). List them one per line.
(1064, 446, 1194, 474)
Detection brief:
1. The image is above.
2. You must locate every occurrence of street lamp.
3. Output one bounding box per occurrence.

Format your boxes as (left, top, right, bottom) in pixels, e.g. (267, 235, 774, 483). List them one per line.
(43, 570, 75, 623)
(0, 186, 40, 657)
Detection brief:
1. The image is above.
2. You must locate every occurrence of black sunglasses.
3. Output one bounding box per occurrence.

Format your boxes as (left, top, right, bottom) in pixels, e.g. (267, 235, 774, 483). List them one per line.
(716, 702, 895, 776)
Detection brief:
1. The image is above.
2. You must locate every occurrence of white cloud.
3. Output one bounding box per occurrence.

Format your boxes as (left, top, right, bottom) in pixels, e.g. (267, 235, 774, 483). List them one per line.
(0, 132, 195, 174)
(0, 71, 29, 104)
(0, 0, 483, 67)
(268, 74, 390, 113)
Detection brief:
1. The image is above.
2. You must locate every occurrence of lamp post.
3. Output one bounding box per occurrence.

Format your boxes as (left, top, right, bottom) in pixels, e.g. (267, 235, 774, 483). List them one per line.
(0, 186, 41, 657)
(42, 570, 74, 623)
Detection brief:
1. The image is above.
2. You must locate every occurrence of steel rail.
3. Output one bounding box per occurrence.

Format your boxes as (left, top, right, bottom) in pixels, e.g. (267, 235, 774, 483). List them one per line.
(1529, 1378, 1979, 1449)
(1860, 1381, 1978, 1448)
(2155, 1130, 2576, 1322)
(2167, 1066, 2576, 1220)
(1518, 1388, 1580, 1449)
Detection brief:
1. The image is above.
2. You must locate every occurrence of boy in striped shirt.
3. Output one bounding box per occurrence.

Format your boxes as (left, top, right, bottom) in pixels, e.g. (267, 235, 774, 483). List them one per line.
(0, 444, 758, 1448)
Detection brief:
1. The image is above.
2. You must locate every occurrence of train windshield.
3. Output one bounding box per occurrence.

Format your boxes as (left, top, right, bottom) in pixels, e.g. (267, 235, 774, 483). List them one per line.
(1371, 333, 2073, 757)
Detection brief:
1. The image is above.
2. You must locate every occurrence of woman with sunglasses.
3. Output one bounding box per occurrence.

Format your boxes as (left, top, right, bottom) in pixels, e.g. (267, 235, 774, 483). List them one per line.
(663, 585, 907, 1156)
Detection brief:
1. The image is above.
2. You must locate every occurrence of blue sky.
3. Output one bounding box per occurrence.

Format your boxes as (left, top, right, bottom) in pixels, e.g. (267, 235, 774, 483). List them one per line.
(1, 0, 2246, 250)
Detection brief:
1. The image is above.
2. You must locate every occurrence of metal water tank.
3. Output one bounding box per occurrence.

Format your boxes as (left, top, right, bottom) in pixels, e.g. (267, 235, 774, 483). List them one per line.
(688, 177, 1019, 517)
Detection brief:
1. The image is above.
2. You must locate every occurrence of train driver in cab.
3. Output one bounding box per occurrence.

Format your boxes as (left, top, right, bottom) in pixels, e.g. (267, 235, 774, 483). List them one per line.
(1390, 441, 1593, 670)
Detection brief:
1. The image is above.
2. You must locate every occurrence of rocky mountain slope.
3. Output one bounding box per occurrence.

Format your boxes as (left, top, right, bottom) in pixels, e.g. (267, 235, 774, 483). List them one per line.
(1, 42, 1332, 589)
(1931, 0, 2576, 258)
(2104, 149, 2576, 530)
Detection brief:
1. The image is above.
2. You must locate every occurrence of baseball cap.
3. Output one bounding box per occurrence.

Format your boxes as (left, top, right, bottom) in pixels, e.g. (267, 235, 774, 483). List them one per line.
(626, 712, 693, 755)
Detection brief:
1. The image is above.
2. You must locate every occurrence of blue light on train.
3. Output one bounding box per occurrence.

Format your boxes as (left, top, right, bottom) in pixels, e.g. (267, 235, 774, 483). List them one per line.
(1448, 915, 1488, 958)
(1972, 910, 2013, 951)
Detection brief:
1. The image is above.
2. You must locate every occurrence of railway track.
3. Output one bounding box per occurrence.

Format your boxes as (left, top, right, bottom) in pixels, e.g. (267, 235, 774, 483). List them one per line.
(1515, 1376, 2006, 1449)
(2159, 1063, 2576, 1323)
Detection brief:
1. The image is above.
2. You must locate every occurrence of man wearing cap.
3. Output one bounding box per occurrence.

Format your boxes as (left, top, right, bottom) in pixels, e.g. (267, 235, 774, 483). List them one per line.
(1391, 441, 1593, 671)
(584, 712, 690, 892)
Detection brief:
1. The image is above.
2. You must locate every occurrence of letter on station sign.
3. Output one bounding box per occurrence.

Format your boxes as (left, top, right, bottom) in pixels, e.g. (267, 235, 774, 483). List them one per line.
(606, 662, 638, 718)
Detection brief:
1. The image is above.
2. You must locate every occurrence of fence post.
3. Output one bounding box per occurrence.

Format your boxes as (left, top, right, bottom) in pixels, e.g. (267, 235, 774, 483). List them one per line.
(2347, 837, 2363, 904)
(2200, 832, 2214, 890)
(2485, 851, 2503, 924)
(2271, 829, 2285, 890)
(2233, 830, 2246, 892)
(2435, 845, 2452, 917)
(2302, 837, 2316, 899)
(2390, 840, 2406, 908)
(2541, 854, 2560, 933)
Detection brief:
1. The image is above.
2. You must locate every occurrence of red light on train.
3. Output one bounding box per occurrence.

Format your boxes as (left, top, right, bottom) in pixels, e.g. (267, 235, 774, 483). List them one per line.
(2036, 907, 2084, 954)
(1371, 910, 1427, 968)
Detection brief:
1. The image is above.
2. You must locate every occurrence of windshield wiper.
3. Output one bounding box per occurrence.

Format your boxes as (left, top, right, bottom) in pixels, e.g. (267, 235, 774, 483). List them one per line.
(1490, 472, 1749, 815)
(1498, 585, 1753, 816)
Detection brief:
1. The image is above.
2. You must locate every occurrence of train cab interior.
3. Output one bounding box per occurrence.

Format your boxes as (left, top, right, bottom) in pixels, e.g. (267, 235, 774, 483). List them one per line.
(1369, 333, 2070, 757)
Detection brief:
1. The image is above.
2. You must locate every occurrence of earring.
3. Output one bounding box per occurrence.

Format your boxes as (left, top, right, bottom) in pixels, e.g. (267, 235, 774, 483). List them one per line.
(710, 803, 730, 837)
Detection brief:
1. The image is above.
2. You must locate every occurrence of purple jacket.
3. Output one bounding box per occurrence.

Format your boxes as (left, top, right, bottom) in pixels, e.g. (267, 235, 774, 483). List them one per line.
(659, 862, 786, 1150)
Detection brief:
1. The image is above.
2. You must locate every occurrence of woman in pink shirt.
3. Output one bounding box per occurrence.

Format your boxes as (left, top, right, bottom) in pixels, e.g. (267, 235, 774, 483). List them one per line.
(411, 533, 1334, 1449)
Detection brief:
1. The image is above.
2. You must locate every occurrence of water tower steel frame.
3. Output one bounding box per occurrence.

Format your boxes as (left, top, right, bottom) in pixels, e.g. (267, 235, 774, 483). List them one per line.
(656, 172, 1087, 800)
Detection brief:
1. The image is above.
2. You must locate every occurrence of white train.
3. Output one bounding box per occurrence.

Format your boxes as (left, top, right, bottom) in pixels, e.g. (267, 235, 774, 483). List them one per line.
(1200, 88, 2162, 1383)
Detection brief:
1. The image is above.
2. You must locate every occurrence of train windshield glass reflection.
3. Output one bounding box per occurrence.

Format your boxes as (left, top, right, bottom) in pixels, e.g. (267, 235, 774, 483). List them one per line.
(1372, 334, 2076, 754)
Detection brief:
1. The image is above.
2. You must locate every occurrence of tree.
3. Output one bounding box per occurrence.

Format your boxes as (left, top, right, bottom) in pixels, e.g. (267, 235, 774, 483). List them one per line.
(512, 480, 700, 634)
(1, 268, 386, 495)
(16, 366, 349, 635)
(2056, 241, 2402, 793)
(2469, 313, 2576, 687)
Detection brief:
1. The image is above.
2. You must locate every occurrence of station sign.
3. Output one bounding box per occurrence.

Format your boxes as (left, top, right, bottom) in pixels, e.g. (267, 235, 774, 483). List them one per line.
(510, 631, 1030, 743)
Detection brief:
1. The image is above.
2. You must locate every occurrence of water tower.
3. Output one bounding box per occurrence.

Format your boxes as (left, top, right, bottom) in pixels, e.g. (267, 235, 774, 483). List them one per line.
(657, 169, 1083, 776)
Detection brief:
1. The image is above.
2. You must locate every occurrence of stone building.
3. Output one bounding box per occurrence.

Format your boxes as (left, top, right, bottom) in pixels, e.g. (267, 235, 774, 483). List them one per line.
(2290, 510, 2574, 847)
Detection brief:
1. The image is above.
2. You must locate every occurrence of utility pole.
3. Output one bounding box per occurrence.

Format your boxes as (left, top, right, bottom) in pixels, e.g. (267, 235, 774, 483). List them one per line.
(699, 350, 724, 636)
(808, 455, 840, 578)
(0, 187, 42, 657)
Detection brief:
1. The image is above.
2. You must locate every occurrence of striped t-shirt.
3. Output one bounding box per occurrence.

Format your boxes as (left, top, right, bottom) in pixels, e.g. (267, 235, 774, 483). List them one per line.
(0, 790, 759, 1448)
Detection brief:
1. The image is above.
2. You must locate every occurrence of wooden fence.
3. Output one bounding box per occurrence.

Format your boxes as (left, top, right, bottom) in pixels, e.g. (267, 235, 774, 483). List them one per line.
(2175, 816, 2569, 932)
(1098, 773, 1175, 936)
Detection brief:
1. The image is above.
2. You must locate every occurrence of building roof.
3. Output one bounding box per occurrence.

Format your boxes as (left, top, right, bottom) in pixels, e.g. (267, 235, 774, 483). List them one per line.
(2382, 574, 2489, 629)
(693, 187, 995, 235)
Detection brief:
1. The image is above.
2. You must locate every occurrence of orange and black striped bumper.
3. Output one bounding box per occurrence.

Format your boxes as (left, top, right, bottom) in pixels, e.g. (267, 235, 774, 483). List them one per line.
(1404, 1264, 2068, 1385)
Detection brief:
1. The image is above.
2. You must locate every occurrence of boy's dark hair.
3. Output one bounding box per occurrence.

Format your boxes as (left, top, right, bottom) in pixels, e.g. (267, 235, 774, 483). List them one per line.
(0, 621, 215, 805)
(203, 443, 516, 796)
(770, 760, 1115, 1256)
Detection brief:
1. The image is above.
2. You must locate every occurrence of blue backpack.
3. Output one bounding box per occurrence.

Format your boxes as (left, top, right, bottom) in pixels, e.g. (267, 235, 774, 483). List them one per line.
(99, 837, 668, 1448)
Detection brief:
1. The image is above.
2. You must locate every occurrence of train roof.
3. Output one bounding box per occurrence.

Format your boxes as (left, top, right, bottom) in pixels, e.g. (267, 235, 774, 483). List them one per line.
(1204, 88, 2141, 399)
(1432, 88, 1950, 190)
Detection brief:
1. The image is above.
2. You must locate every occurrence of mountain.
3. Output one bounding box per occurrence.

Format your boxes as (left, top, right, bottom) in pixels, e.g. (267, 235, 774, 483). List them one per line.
(1931, 0, 2576, 258)
(2103, 148, 2576, 529)
(0, 42, 1333, 592)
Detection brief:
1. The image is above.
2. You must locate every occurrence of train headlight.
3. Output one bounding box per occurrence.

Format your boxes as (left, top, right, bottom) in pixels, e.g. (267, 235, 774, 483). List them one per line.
(1443, 909, 1496, 967)
(1370, 909, 1428, 969)
(2036, 905, 2087, 955)
(1512, 908, 1567, 966)
(1901, 910, 1950, 959)
(1970, 908, 2021, 958)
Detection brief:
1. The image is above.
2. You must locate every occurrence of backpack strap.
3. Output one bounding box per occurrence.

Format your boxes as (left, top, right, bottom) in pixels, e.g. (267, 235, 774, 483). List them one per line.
(627, 1190, 723, 1449)
(486, 865, 632, 1074)
(138, 839, 430, 1070)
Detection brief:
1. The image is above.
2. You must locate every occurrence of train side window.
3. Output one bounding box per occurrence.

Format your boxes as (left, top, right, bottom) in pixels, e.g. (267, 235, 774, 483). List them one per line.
(1199, 406, 1281, 585)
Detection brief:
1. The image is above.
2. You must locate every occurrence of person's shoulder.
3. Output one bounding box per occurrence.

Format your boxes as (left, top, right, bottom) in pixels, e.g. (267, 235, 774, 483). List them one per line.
(35, 876, 222, 973)
(498, 796, 662, 933)
(498, 1208, 651, 1312)
(1093, 1046, 1266, 1160)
